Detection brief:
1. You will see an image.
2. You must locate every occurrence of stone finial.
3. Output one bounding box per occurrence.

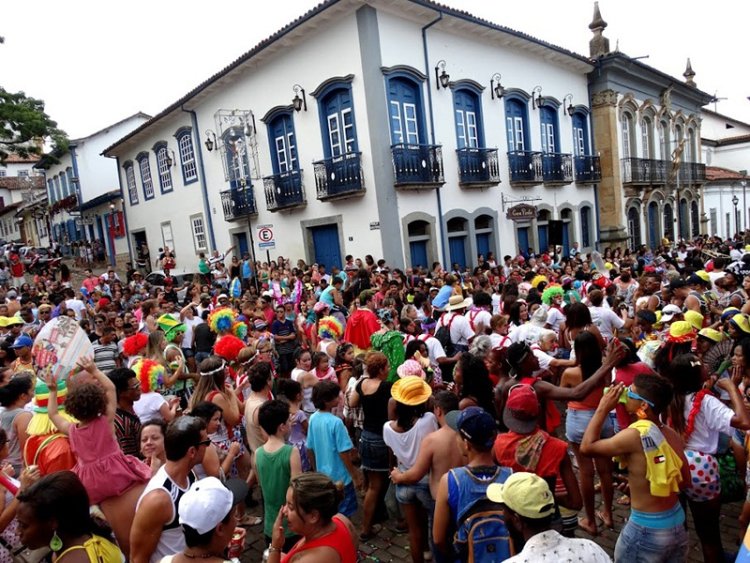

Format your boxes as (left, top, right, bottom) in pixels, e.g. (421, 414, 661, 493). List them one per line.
(589, 1, 608, 31)
(589, 2, 610, 58)
(683, 58, 696, 87)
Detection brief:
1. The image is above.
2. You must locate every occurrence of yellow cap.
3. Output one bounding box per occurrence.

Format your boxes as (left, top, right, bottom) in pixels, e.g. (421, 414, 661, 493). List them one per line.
(0, 317, 8, 328)
(487, 472, 555, 519)
(695, 270, 711, 283)
(698, 328, 723, 343)
(684, 310, 704, 331)
(391, 376, 432, 406)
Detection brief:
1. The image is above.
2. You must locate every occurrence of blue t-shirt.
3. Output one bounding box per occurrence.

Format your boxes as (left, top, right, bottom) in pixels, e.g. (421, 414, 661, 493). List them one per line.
(433, 285, 453, 310)
(241, 260, 253, 279)
(306, 411, 353, 485)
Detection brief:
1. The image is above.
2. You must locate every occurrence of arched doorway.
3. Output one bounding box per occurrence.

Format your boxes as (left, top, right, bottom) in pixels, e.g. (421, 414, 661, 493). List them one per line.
(447, 217, 468, 270)
(691, 201, 700, 237)
(648, 201, 659, 249)
(627, 206, 641, 250)
(407, 220, 430, 269)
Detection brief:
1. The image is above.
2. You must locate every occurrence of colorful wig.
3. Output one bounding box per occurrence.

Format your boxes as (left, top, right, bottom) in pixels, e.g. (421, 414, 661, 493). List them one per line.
(132, 358, 165, 393)
(208, 307, 236, 334)
(122, 333, 149, 358)
(214, 334, 245, 363)
(318, 315, 343, 341)
(531, 275, 548, 290)
(232, 321, 248, 341)
(541, 284, 564, 305)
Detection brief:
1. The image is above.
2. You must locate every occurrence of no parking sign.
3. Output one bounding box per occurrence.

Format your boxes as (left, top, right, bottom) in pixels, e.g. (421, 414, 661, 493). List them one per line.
(256, 224, 276, 250)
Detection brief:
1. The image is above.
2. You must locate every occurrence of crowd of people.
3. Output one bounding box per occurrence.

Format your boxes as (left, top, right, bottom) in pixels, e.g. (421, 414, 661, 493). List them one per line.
(2, 235, 750, 561)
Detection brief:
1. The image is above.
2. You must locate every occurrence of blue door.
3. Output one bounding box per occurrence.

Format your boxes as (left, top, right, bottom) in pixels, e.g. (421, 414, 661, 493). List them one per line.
(517, 227, 529, 256)
(388, 78, 421, 145)
(270, 115, 298, 175)
(572, 113, 590, 156)
(505, 99, 527, 152)
(454, 90, 481, 149)
(410, 241, 428, 269)
(476, 233, 490, 260)
(562, 223, 570, 257)
(235, 233, 248, 258)
(449, 236, 467, 270)
(540, 107, 558, 154)
(648, 202, 659, 249)
(311, 225, 341, 270)
(323, 89, 357, 158)
(66, 219, 77, 242)
(537, 225, 548, 254)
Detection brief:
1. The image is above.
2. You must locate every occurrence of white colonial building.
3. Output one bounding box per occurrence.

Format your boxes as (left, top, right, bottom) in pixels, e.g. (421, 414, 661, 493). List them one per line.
(701, 110, 750, 238)
(38, 113, 150, 264)
(105, 0, 603, 271)
(0, 154, 46, 245)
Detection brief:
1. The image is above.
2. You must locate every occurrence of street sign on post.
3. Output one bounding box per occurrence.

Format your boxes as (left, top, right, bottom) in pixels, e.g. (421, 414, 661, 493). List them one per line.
(256, 224, 276, 250)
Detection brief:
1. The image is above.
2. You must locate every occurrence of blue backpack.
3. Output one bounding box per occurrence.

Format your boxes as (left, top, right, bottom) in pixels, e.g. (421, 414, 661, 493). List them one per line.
(450, 465, 514, 562)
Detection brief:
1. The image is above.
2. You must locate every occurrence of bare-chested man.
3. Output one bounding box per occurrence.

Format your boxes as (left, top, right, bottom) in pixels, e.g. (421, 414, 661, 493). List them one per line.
(389, 390, 463, 499)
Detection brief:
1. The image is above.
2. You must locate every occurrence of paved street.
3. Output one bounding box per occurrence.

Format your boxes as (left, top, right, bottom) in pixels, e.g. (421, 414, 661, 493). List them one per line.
(235, 486, 743, 562)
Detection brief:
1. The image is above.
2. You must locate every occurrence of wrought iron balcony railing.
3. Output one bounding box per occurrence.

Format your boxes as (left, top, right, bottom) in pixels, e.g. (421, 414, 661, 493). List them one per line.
(220, 187, 257, 221)
(456, 148, 500, 187)
(391, 144, 444, 188)
(263, 170, 306, 212)
(507, 151, 543, 185)
(313, 152, 365, 200)
(574, 155, 602, 184)
(541, 152, 573, 185)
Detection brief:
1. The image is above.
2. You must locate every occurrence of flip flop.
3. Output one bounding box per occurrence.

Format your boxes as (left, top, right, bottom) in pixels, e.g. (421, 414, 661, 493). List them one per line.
(595, 510, 615, 530)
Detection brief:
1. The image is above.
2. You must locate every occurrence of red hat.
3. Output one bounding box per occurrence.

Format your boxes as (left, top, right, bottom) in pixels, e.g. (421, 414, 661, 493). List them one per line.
(502, 384, 540, 434)
(164, 277, 173, 286)
(97, 297, 111, 309)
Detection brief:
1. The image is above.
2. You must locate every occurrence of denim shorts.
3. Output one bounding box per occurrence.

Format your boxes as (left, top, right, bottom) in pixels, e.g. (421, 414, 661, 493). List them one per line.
(359, 430, 390, 472)
(613, 506, 688, 563)
(395, 478, 433, 511)
(338, 482, 358, 517)
(181, 347, 195, 358)
(565, 408, 613, 444)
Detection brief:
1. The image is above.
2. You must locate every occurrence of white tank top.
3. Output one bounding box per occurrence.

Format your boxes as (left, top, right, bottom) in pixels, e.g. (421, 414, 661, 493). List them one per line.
(136, 465, 196, 563)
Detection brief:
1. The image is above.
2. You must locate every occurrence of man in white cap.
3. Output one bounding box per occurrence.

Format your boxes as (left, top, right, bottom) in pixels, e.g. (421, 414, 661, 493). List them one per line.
(169, 476, 249, 561)
(489, 472, 610, 562)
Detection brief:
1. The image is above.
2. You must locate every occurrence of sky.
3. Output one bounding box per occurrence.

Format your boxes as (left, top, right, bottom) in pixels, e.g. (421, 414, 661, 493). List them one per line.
(2, 0, 749, 139)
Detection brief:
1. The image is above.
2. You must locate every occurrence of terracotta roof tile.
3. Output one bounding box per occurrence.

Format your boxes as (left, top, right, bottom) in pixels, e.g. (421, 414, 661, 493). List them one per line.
(0, 177, 46, 190)
(706, 166, 746, 181)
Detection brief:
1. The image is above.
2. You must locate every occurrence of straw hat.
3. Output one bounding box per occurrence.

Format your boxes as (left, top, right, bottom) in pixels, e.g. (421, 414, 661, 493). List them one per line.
(447, 295, 472, 311)
(391, 376, 432, 405)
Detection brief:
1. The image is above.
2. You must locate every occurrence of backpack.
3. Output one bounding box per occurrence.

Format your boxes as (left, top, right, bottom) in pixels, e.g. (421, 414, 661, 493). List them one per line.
(451, 466, 514, 562)
(435, 314, 456, 357)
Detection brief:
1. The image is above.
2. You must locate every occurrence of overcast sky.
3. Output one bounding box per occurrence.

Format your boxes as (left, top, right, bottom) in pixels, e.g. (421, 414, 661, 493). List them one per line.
(3, 0, 749, 139)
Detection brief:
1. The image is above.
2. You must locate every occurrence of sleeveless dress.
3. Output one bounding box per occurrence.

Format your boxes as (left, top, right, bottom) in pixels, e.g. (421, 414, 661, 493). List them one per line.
(281, 517, 356, 563)
(68, 416, 151, 505)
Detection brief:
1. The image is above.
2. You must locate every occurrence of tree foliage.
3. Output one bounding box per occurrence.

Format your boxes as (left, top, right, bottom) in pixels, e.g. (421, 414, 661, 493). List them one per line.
(0, 87, 68, 165)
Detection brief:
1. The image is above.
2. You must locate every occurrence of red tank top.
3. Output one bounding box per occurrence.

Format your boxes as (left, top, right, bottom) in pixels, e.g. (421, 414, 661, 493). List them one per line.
(281, 517, 356, 563)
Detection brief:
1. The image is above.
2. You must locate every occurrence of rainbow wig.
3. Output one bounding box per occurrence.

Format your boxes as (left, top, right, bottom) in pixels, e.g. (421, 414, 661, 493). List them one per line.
(214, 334, 245, 363)
(541, 285, 564, 305)
(318, 315, 343, 341)
(208, 307, 236, 334)
(133, 358, 165, 393)
(232, 321, 248, 341)
(122, 333, 149, 358)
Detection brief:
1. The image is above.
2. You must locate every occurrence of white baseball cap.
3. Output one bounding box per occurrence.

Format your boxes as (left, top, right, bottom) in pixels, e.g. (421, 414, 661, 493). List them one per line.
(178, 477, 248, 534)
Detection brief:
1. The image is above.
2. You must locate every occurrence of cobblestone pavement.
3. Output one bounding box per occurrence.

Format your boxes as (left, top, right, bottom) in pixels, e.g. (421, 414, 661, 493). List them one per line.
(236, 487, 743, 562)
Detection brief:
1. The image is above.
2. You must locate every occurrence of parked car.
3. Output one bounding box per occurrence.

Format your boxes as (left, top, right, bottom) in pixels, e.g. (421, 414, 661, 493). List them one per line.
(145, 269, 199, 302)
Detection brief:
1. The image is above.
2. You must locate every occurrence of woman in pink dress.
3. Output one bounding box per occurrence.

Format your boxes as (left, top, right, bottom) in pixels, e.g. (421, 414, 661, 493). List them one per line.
(45, 358, 151, 559)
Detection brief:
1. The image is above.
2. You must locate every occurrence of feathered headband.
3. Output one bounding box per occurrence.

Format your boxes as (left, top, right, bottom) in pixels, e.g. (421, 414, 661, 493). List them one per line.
(132, 358, 165, 393)
(318, 315, 343, 341)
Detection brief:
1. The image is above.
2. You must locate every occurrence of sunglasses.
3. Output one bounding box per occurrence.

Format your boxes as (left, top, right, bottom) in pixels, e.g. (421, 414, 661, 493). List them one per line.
(626, 386, 655, 408)
(196, 439, 211, 448)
